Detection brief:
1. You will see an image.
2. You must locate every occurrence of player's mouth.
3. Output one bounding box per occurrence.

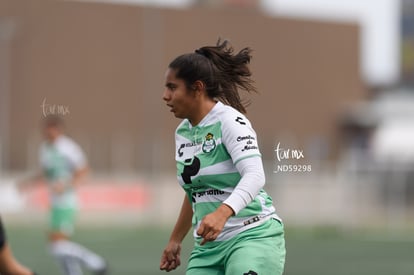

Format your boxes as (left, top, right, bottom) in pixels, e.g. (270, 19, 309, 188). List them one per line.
(166, 104, 174, 112)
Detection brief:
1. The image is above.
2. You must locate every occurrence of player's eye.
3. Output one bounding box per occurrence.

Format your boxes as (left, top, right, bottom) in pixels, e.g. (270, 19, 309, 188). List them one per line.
(166, 83, 177, 91)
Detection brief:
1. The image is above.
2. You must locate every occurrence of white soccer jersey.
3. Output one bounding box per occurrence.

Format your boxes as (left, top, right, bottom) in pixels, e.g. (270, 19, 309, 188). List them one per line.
(175, 102, 279, 242)
(39, 135, 87, 208)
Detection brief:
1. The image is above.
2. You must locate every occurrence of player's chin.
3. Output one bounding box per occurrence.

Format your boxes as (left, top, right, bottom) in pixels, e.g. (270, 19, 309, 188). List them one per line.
(173, 111, 185, 119)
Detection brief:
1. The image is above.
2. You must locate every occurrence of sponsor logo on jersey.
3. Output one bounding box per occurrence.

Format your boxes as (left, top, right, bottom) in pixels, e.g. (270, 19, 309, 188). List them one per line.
(236, 135, 256, 142)
(202, 133, 216, 153)
(178, 141, 203, 157)
(235, 116, 246, 125)
(192, 189, 226, 203)
(237, 135, 258, 152)
(242, 145, 259, 152)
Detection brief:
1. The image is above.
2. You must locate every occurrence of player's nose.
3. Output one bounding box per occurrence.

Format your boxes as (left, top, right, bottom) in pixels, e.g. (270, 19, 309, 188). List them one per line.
(162, 89, 171, 102)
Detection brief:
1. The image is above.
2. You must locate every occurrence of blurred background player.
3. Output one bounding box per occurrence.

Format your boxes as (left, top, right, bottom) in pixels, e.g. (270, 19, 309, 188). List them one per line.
(28, 115, 108, 275)
(0, 216, 36, 275)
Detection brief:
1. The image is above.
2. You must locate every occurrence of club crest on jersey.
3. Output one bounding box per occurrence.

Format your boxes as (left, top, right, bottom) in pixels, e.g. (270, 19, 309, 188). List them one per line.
(202, 133, 216, 153)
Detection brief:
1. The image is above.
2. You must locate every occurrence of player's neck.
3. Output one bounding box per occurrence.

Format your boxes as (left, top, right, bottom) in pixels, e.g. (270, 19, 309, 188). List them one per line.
(189, 99, 217, 126)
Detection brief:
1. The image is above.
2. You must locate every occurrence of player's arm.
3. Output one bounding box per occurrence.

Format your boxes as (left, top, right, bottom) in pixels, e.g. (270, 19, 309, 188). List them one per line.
(0, 219, 35, 275)
(17, 145, 47, 192)
(160, 195, 192, 272)
(66, 140, 89, 188)
(221, 114, 265, 215)
(71, 166, 89, 187)
(196, 114, 264, 245)
(223, 156, 265, 214)
(196, 157, 264, 245)
(0, 244, 35, 275)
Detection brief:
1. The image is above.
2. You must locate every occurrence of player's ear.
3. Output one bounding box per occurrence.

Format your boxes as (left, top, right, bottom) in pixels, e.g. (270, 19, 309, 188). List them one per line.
(192, 80, 205, 93)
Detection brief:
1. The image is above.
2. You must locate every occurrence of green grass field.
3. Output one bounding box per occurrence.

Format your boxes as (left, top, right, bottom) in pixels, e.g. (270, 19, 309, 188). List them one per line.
(5, 224, 414, 275)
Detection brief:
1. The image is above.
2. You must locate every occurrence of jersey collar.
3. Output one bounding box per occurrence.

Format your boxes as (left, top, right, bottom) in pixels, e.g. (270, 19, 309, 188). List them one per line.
(188, 101, 223, 129)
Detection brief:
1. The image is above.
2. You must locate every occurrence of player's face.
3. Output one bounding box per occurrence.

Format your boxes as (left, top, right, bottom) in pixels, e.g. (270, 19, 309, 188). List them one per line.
(163, 68, 197, 120)
(44, 125, 62, 142)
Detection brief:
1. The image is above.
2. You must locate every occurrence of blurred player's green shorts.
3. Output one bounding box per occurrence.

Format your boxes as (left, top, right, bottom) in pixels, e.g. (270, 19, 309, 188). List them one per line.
(50, 207, 77, 235)
(186, 218, 286, 275)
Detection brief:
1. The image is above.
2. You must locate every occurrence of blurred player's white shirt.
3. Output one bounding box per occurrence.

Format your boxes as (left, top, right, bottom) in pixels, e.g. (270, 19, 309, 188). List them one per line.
(39, 135, 87, 208)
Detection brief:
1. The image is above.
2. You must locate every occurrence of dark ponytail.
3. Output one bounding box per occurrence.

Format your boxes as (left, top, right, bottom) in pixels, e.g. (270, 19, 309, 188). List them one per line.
(168, 39, 257, 114)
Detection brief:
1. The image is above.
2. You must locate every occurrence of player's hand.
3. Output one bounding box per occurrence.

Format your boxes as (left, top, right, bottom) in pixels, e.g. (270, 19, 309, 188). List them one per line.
(197, 204, 234, 245)
(160, 241, 182, 272)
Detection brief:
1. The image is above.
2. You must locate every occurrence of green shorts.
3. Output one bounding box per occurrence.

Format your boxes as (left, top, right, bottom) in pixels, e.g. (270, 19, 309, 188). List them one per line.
(187, 218, 286, 275)
(50, 207, 77, 235)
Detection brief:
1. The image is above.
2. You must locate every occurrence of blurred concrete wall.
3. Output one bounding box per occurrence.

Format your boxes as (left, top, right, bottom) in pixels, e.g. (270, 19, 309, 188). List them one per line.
(0, 1, 365, 174)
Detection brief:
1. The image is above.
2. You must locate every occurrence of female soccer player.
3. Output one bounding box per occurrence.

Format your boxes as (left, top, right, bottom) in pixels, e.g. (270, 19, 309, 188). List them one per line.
(0, 216, 36, 275)
(160, 40, 286, 275)
(38, 116, 107, 275)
